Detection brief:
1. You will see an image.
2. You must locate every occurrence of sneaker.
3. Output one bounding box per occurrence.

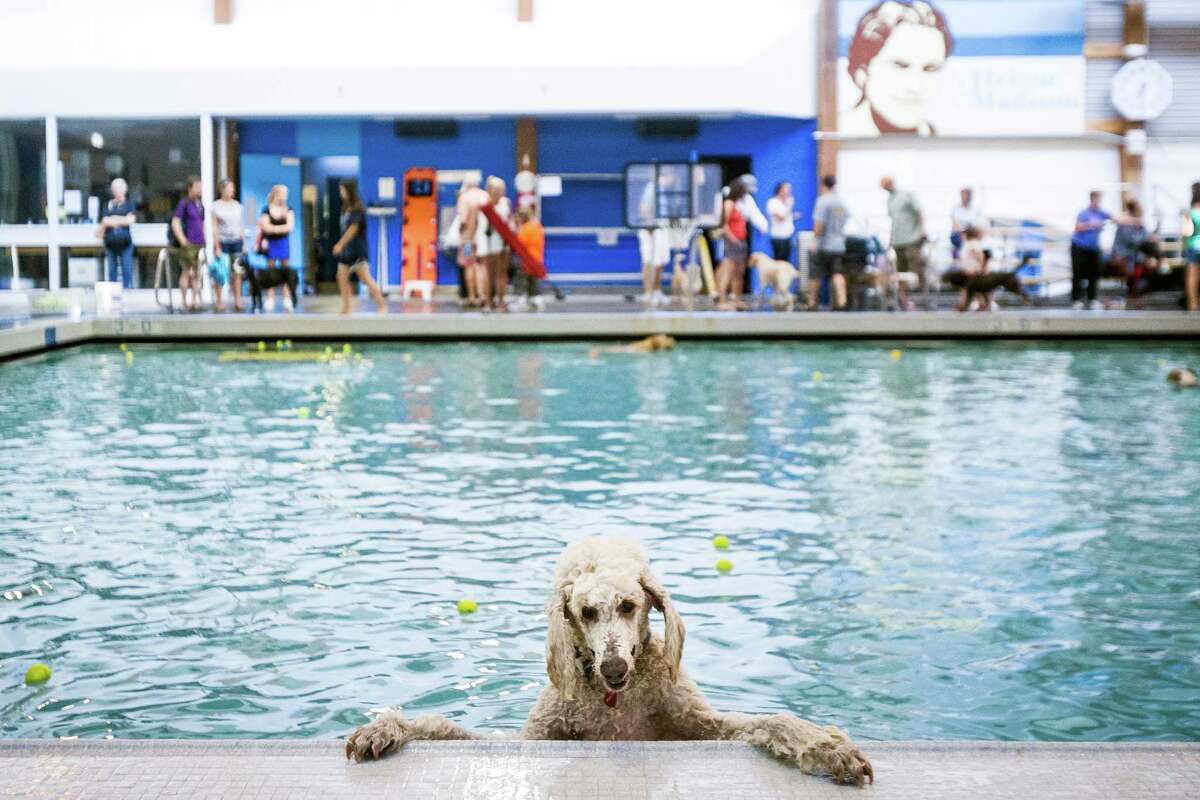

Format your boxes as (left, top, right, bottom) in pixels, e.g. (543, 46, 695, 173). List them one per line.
(1087, 300, 1102, 311)
(1071, 301, 1085, 310)
(653, 291, 667, 307)
(532, 296, 546, 312)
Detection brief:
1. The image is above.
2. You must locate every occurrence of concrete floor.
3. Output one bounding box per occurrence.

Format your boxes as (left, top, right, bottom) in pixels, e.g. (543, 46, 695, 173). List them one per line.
(1, 739, 1197, 799)
(3, 306, 1200, 362)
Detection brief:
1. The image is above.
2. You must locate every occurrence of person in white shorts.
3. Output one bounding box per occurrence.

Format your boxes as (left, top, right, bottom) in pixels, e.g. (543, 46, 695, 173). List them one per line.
(477, 176, 512, 311)
(638, 228, 670, 306)
(637, 176, 671, 306)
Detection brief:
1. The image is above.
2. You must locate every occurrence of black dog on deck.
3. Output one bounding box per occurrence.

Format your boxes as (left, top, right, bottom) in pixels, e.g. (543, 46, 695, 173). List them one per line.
(246, 266, 299, 313)
(943, 270, 1031, 311)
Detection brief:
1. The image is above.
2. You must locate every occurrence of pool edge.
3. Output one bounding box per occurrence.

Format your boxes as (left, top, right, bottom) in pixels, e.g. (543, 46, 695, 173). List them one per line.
(2, 310, 1199, 364)
(1, 739, 1197, 799)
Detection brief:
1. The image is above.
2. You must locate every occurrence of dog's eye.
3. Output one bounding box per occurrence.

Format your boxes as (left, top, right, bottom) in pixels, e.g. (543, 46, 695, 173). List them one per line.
(581, 606, 598, 622)
(619, 600, 636, 614)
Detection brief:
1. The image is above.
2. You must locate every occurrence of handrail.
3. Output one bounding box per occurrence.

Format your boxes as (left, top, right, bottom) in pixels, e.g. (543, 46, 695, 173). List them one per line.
(154, 248, 176, 313)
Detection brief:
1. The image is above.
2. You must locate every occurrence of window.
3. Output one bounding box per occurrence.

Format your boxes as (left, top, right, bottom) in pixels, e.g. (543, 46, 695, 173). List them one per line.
(0, 119, 47, 224)
(57, 118, 200, 225)
(0, 248, 49, 290)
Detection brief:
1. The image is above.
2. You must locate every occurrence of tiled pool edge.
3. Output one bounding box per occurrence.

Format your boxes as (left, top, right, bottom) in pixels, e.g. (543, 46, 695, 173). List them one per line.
(3, 310, 1200, 363)
(1, 740, 1197, 799)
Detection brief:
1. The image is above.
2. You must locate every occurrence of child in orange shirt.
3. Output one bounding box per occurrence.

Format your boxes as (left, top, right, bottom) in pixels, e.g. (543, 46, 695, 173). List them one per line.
(515, 207, 546, 311)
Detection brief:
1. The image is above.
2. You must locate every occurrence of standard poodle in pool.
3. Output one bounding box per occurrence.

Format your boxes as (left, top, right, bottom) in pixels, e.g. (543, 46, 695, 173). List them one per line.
(344, 537, 873, 786)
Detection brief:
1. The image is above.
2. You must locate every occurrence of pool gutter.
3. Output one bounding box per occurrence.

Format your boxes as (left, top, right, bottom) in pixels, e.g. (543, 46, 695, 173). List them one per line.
(1, 739, 1196, 799)
(2, 311, 1200, 363)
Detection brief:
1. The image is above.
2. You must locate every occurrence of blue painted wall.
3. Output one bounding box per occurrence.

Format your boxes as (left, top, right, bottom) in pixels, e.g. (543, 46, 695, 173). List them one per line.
(360, 119, 515, 286)
(538, 117, 818, 278)
(236, 116, 817, 286)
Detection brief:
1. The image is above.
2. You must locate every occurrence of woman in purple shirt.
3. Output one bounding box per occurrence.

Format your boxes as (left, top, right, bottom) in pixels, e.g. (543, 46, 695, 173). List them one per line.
(170, 176, 205, 311)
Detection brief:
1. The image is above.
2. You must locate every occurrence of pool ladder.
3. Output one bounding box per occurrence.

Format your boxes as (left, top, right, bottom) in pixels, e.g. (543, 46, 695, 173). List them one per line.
(154, 248, 214, 313)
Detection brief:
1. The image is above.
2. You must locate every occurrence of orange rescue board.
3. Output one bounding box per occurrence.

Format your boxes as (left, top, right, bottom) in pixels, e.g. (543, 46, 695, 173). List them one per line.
(480, 203, 547, 279)
(401, 167, 438, 285)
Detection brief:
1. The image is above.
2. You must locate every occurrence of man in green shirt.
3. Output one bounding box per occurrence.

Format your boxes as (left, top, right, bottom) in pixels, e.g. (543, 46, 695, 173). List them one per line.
(882, 176, 928, 310)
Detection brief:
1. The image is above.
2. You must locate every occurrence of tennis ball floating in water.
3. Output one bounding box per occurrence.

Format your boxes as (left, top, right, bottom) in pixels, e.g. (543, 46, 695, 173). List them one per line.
(402, 353, 413, 363)
(24, 663, 51, 686)
(890, 349, 902, 361)
(296, 407, 310, 419)
(811, 371, 824, 383)
(257, 341, 266, 352)
(457, 599, 478, 614)
(716, 559, 733, 573)
(713, 535, 730, 550)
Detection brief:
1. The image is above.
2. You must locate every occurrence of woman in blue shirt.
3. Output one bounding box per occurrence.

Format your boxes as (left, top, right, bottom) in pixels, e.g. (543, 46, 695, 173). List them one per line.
(98, 178, 136, 288)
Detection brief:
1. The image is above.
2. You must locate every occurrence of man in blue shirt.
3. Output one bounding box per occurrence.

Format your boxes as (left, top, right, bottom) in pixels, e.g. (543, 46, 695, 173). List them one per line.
(1071, 190, 1111, 309)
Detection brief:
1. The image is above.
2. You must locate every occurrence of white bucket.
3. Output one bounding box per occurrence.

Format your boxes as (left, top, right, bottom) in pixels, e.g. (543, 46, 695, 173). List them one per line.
(95, 281, 123, 317)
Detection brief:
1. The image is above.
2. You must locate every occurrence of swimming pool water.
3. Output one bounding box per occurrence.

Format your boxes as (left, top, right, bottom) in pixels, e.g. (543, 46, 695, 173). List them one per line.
(2, 341, 1198, 742)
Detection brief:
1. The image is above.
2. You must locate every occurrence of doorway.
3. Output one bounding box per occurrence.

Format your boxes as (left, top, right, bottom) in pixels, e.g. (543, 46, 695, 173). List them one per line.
(700, 155, 752, 191)
(301, 156, 359, 291)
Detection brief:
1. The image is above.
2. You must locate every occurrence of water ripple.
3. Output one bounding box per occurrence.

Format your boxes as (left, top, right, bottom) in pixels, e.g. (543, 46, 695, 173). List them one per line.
(1, 341, 1198, 742)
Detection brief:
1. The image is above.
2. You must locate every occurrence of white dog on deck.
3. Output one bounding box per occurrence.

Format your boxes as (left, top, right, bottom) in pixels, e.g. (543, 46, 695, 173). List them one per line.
(748, 252, 799, 311)
(345, 537, 874, 787)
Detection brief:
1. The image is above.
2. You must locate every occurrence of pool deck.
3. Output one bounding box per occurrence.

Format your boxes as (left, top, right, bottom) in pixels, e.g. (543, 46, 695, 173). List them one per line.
(1, 739, 1197, 799)
(2, 302, 1200, 362)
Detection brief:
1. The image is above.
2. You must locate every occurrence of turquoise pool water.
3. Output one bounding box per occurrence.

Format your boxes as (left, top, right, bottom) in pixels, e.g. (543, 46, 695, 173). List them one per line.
(2, 341, 1199, 742)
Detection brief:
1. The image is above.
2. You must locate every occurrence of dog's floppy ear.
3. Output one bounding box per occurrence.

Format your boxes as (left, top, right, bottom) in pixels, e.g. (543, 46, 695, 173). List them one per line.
(640, 568, 685, 682)
(545, 581, 578, 700)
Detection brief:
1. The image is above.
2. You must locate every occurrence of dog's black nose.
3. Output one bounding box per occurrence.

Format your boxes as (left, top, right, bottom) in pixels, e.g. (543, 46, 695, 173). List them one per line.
(600, 656, 627, 685)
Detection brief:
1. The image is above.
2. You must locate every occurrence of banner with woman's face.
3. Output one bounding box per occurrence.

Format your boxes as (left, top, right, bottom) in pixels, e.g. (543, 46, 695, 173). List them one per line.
(837, 0, 1086, 137)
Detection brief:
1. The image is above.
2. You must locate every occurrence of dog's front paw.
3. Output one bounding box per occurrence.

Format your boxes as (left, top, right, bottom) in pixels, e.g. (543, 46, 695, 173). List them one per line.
(345, 711, 407, 762)
(817, 729, 874, 787)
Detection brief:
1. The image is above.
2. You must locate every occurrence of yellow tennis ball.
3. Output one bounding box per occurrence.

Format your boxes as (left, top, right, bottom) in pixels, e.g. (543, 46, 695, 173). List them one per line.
(275, 340, 284, 350)
(124, 351, 134, 363)
(324, 346, 333, 356)
(457, 599, 478, 614)
(716, 559, 733, 573)
(402, 353, 413, 363)
(118, 343, 128, 352)
(296, 407, 310, 419)
(354, 353, 363, 362)
(257, 341, 266, 352)
(890, 349, 902, 361)
(342, 343, 352, 354)
(24, 663, 52, 686)
(713, 535, 730, 550)
(811, 371, 824, 383)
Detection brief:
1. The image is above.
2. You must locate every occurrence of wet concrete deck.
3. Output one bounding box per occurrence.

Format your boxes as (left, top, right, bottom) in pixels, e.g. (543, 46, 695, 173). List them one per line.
(2, 306, 1199, 362)
(1, 740, 1197, 799)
